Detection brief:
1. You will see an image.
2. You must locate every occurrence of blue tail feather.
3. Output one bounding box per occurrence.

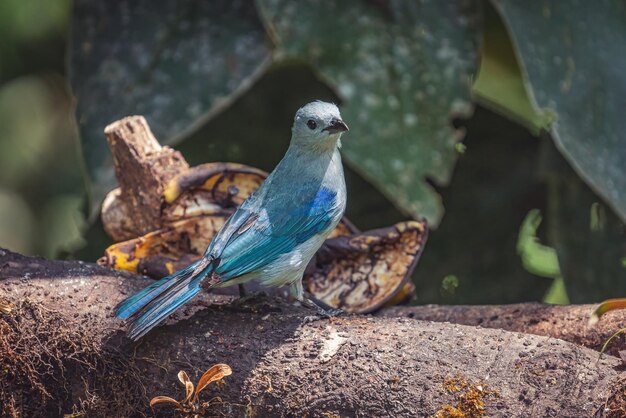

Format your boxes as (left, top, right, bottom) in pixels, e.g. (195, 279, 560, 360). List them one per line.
(115, 275, 174, 320)
(127, 283, 201, 340)
(115, 259, 212, 340)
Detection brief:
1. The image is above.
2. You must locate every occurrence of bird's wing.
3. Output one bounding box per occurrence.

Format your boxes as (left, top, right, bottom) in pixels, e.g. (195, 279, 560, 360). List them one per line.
(213, 186, 341, 281)
(204, 201, 257, 261)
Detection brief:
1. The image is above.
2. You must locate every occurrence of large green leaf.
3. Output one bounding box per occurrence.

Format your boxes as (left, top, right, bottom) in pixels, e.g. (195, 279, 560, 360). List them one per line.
(472, 1, 553, 135)
(493, 0, 626, 223)
(541, 142, 626, 303)
(70, 0, 271, 212)
(256, 0, 480, 224)
(413, 107, 551, 304)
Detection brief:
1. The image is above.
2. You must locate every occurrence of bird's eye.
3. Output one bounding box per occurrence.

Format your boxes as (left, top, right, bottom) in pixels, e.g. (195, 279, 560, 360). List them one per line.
(306, 119, 317, 130)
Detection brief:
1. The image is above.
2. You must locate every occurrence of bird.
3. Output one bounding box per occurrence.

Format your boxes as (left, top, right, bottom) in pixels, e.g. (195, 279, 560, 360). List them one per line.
(115, 101, 349, 340)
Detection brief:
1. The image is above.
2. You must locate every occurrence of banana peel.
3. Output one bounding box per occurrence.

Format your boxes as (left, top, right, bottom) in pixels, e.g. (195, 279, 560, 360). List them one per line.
(101, 215, 427, 313)
(100, 116, 428, 313)
(304, 221, 427, 313)
(102, 214, 359, 279)
(164, 163, 268, 206)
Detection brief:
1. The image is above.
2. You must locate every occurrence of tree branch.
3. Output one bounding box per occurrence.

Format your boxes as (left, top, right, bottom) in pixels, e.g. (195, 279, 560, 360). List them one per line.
(1, 249, 624, 417)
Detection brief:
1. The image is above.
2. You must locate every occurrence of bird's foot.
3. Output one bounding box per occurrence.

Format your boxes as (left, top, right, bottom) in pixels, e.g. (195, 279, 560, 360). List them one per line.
(301, 297, 345, 319)
(238, 284, 247, 298)
(234, 286, 266, 305)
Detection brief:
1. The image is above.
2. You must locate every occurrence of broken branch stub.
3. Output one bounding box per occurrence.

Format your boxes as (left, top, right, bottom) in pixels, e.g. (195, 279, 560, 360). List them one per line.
(103, 116, 189, 238)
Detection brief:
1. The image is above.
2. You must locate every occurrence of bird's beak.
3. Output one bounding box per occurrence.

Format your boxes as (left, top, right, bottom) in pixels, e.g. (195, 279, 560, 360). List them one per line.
(323, 118, 349, 134)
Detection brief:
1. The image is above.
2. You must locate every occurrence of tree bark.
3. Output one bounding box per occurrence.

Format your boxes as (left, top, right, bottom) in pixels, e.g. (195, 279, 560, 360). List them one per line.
(380, 304, 626, 358)
(1, 249, 624, 418)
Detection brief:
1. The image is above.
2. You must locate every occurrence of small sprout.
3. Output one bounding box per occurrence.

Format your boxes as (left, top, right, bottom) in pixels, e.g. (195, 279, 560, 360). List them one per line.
(588, 298, 626, 327)
(193, 363, 232, 403)
(598, 328, 626, 362)
(440, 275, 460, 297)
(150, 364, 232, 413)
(590, 299, 626, 362)
(454, 142, 467, 154)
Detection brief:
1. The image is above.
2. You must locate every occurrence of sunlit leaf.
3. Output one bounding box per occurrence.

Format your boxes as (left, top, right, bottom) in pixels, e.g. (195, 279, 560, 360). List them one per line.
(472, 1, 553, 135)
(193, 363, 232, 402)
(256, 0, 480, 224)
(177, 370, 195, 404)
(70, 0, 271, 212)
(516, 209, 561, 279)
(149, 396, 181, 408)
(493, 0, 626, 223)
(589, 298, 626, 327)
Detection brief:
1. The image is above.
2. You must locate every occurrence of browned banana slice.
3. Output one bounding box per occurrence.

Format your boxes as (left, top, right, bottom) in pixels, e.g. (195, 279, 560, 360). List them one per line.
(164, 163, 268, 206)
(101, 216, 227, 277)
(102, 213, 358, 278)
(304, 220, 428, 314)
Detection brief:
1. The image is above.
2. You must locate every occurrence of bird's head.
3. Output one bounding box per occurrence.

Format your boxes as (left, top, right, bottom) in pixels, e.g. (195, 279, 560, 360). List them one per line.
(291, 101, 349, 150)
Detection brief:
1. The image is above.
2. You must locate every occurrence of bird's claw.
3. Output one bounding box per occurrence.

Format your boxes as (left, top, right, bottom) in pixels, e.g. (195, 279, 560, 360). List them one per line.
(301, 297, 345, 318)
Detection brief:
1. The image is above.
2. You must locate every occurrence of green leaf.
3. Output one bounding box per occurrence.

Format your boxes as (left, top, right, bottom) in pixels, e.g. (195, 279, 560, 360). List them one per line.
(412, 109, 552, 304)
(472, 1, 553, 135)
(70, 0, 271, 214)
(493, 0, 626, 223)
(542, 276, 569, 305)
(256, 0, 480, 224)
(541, 142, 626, 303)
(440, 274, 460, 297)
(516, 209, 561, 279)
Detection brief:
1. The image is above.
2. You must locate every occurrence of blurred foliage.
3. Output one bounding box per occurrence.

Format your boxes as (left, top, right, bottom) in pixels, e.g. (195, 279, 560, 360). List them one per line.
(0, 0, 84, 259)
(516, 209, 560, 279)
(73, 0, 479, 225)
(1, 0, 625, 306)
(0, 73, 83, 258)
(0, 0, 70, 82)
(493, 0, 626, 224)
(413, 107, 551, 304)
(472, 0, 554, 134)
(71, 0, 271, 213)
(516, 209, 569, 304)
(540, 141, 626, 303)
(257, 0, 479, 224)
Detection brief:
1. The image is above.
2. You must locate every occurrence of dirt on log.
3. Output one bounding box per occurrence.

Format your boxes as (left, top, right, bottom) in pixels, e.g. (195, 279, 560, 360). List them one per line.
(1, 249, 625, 418)
(380, 304, 626, 358)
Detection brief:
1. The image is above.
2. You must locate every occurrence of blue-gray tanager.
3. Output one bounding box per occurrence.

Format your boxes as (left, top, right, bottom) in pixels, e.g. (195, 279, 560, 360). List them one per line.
(116, 101, 349, 339)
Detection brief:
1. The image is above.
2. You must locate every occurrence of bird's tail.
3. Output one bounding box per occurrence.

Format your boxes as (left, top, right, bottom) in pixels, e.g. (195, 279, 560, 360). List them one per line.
(115, 258, 215, 340)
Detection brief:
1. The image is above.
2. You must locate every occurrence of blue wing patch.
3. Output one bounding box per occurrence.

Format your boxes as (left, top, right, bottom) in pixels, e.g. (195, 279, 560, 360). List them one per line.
(310, 188, 336, 211)
(214, 187, 339, 280)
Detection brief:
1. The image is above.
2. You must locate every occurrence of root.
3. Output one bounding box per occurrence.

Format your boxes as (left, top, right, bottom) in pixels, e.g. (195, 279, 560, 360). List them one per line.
(0, 300, 147, 418)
